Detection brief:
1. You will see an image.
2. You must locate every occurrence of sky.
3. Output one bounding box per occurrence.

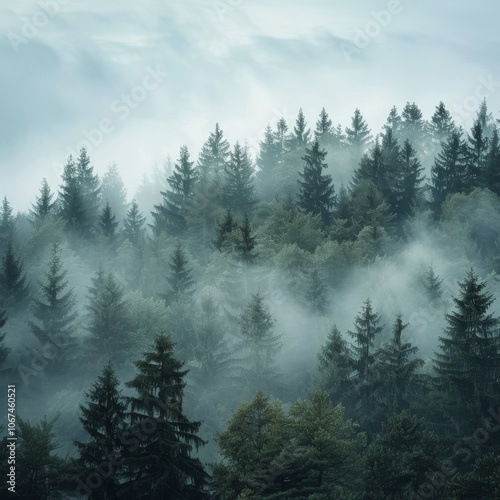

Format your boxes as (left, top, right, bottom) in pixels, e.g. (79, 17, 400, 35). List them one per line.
(1, 0, 500, 212)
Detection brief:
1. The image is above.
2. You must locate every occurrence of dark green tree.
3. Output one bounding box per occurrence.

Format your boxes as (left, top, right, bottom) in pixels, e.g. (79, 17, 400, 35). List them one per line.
(385, 106, 402, 135)
(256, 125, 280, 200)
(297, 140, 335, 225)
(274, 117, 292, 156)
(401, 102, 425, 143)
(29, 242, 78, 374)
(212, 209, 237, 251)
(466, 120, 489, 189)
(99, 201, 119, 240)
(485, 126, 500, 195)
(123, 333, 209, 499)
(422, 265, 443, 301)
(0, 196, 15, 252)
(433, 270, 500, 435)
(345, 108, 372, 163)
(122, 199, 146, 247)
(315, 107, 334, 147)
(291, 107, 311, 149)
(197, 122, 230, 187)
(0, 243, 30, 310)
(352, 139, 384, 194)
(76, 148, 101, 233)
(236, 214, 257, 263)
(74, 361, 127, 499)
(223, 142, 255, 214)
(430, 101, 454, 144)
(162, 243, 194, 302)
(152, 145, 197, 235)
(0, 310, 9, 368)
(29, 178, 57, 228)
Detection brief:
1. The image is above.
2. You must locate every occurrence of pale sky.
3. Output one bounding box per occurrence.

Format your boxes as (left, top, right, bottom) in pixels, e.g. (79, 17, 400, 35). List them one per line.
(1, 0, 500, 211)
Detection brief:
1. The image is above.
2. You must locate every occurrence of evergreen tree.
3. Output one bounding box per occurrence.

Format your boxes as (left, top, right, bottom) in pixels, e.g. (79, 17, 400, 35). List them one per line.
(352, 139, 385, 193)
(212, 209, 237, 251)
(162, 243, 194, 302)
(236, 213, 257, 263)
(377, 315, 424, 414)
(274, 117, 292, 156)
(385, 106, 402, 135)
(430, 101, 454, 144)
(345, 108, 372, 162)
(99, 201, 119, 240)
(256, 125, 280, 200)
(223, 142, 255, 213)
(0, 243, 30, 310)
(86, 269, 133, 366)
(76, 148, 101, 234)
(433, 270, 500, 435)
(123, 333, 208, 499)
(122, 199, 146, 247)
(197, 122, 230, 187)
(466, 120, 489, 189)
(237, 293, 281, 395)
(29, 243, 78, 374)
(485, 126, 500, 195)
(152, 145, 197, 235)
(101, 163, 128, 222)
(297, 140, 335, 225)
(304, 268, 328, 315)
(422, 265, 443, 301)
(74, 361, 127, 499)
(401, 101, 425, 144)
(431, 129, 468, 216)
(476, 98, 495, 139)
(0, 196, 15, 252)
(291, 107, 311, 149)
(0, 310, 9, 368)
(315, 107, 334, 146)
(29, 178, 57, 228)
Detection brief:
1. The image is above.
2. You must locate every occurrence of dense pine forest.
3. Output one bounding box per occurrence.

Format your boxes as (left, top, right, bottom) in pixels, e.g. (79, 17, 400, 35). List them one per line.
(1, 100, 500, 499)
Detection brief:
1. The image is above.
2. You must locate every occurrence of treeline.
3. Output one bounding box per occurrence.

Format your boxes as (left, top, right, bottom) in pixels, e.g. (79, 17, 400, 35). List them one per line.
(0, 99, 499, 498)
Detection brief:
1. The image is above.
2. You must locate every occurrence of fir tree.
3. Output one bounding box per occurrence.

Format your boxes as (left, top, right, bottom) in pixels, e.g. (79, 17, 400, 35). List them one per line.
(74, 361, 127, 499)
(385, 106, 402, 135)
(123, 333, 209, 499)
(197, 122, 230, 187)
(101, 163, 128, 222)
(212, 209, 236, 252)
(352, 139, 385, 192)
(315, 107, 334, 144)
(485, 126, 500, 195)
(236, 213, 257, 263)
(29, 178, 56, 228)
(29, 243, 78, 374)
(256, 125, 280, 200)
(291, 107, 311, 149)
(430, 101, 454, 144)
(162, 243, 194, 302)
(297, 140, 335, 225)
(152, 145, 197, 235)
(431, 129, 468, 216)
(466, 120, 489, 189)
(122, 199, 146, 247)
(345, 108, 372, 162)
(0, 196, 15, 252)
(433, 270, 500, 434)
(304, 268, 328, 315)
(401, 102, 425, 144)
(274, 117, 292, 156)
(0, 310, 9, 368)
(76, 147, 101, 235)
(380, 126, 401, 208)
(0, 243, 30, 310)
(476, 98, 495, 139)
(422, 265, 443, 301)
(223, 142, 255, 213)
(99, 201, 119, 240)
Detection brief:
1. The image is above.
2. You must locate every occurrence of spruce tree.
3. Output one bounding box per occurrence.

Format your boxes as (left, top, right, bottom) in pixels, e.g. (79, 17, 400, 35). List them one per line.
(76, 148, 101, 235)
(256, 125, 279, 200)
(74, 361, 127, 499)
(385, 106, 402, 135)
(422, 265, 443, 301)
(197, 122, 230, 186)
(101, 163, 128, 222)
(122, 199, 146, 247)
(0, 243, 30, 310)
(297, 140, 335, 225)
(274, 116, 292, 156)
(380, 126, 401, 208)
(99, 201, 119, 240)
(291, 107, 311, 149)
(212, 209, 236, 251)
(430, 101, 454, 144)
(152, 145, 197, 235)
(476, 98, 495, 139)
(315, 107, 334, 145)
(400, 102, 425, 144)
(123, 333, 209, 499)
(29, 243, 78, 374)
(86, 269, 133, 366)
(304, 268, 328, 315)
(485, 126, 500, 195)
(162, 243, 194, 302)
(431, 129, 468, 216)
(352, 139, 384, 192)
(433, 270, 500, 434)
(236, 213, 257, 263)
(0, 196, 14, 253)
(466, 120, 489, 189)
(345, 108, 372, 162)
(223, 142, 255, 213)
(29, 178, 56, 228)
(0, 310, 9, 368)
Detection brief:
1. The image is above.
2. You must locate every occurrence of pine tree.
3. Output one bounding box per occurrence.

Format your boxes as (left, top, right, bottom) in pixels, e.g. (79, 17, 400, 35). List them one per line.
(466, 120, 489, 189)
(485, 126, 500, 195)
(197, 122, 230, 187)
(152, 145, 197, 235)
(433, 270, 500, 434)
(236, 213, 257, 263)
(101, 163, 128, 222)
(29, 178, 57, 228)
(99, 201, 119, 240)
(74, 361, 127, 499)
(345, 108, 372, 162)
(162, 243, 194, 302)
(0, 243, 30, 310)
(401, 102, 425, 144)
(0, 196, 15, 253)
(256, 125, 280, 200)
(122, 199, 146, 247)
(379, 127, 401, 208)
(352, 139, 385, 193)
(422, 265, 443, 301)
(223, 142, 255, 213)
(377, 315, 424, 414)
(431, 129, 468, 216)
(237, 293, 281, 395)
(0, 310, 9, 368)
(315, 107, 334, 143)
(212, 209, 236, 251)
(297, 140, 335, 225)
(430, 101, 454, 144)
(274, 117, 292, 156)
(123, 333, 209, 499)
(476, 98, 495, 139)
(291, 107, 311, 149)
(76, 148, 101, 235)
(29, 243, 78, 374)
(385, 106, 401, 135)
(86, 269, 133, 366)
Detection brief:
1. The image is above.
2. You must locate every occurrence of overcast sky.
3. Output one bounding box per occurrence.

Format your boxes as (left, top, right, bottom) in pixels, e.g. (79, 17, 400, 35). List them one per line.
(1, 0, 500, 211)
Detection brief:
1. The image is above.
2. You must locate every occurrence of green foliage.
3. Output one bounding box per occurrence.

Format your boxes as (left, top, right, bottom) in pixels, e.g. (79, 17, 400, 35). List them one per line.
(101, 162, 128, 222)
(0, 242, 30, 310)
(0, 310, 9, 368)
